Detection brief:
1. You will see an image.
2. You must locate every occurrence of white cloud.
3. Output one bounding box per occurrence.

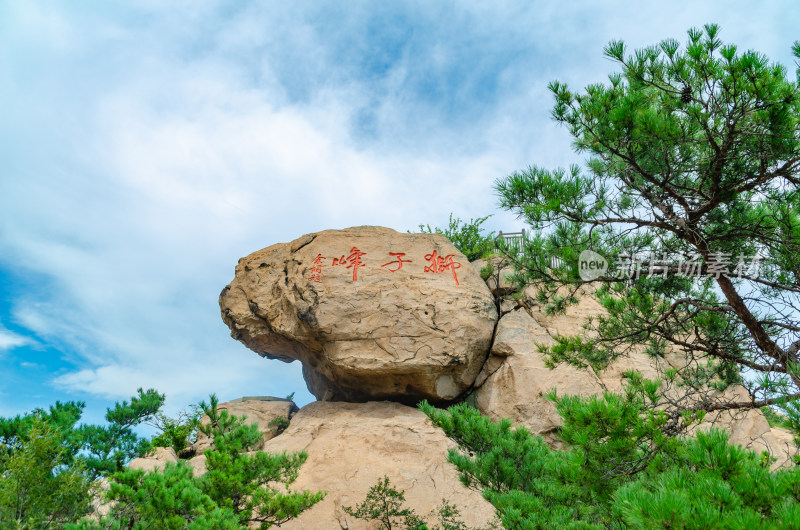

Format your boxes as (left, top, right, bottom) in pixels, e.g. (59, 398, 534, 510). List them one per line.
(1, 0, 798, 413)
(0, 328, 31, 351)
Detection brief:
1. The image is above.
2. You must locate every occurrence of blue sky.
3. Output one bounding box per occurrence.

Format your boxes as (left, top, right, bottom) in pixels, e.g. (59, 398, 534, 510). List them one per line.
(1, 1, 798, 424)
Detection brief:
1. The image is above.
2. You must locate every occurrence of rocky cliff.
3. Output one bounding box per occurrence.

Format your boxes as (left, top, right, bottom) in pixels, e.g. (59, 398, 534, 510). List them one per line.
(133, 226, 797, 528)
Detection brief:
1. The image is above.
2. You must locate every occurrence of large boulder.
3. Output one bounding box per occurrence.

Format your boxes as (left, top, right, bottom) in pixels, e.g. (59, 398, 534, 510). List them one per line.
(261, 401, 498, 529)
(219, 226, 498, 402)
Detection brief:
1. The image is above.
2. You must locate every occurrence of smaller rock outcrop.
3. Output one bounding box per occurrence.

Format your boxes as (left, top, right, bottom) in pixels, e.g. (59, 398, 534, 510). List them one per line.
(691, 385, 798, 470)
(128, 446, 177, 473)
(192, 396, 296, 454)
(171, 400, 498, 528)
(262, 401, 498, 529)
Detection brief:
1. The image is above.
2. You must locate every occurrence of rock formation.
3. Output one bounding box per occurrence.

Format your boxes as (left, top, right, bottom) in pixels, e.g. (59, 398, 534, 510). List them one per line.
(219, 226, 497, 402)
(263, 401, 497, 529)
(184, 401, 498, 527)
(217, 229, 795, 467)
(121, 227, 798, 527)
(473, 308, 606, 445)
(128, 446, 178, 473)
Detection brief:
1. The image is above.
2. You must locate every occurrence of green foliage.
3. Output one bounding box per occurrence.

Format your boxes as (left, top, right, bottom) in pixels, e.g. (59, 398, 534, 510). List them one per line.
(149, 404, 203, 455)
(421, 379, 800, 529)
(432, 499, 473, 530)
(776, 400, 800, 436)
(0, 388, 162, 527)
(494, 24, 800, 426)
(419, 214, 496, 261)
(421, 401, 607, 528)
(344, 475, 425, 530)
(0, 389, 165, 527)
(74, 388, 165, 478)
(0, 400, 84, 463)
(612, 429, 800, 528)
(190, 394, 324, 526)
(479, 262, 494, 281)
(69, 463, 238, 530)
(551, 372, 682, 487)
(762, 406, 793, 430)
(85, 394, 324, 528)
(0, 419, 93, 529)
(343, 476, 485, 530)
(0, 390, 318, 528)
(267, 415, 290, 435)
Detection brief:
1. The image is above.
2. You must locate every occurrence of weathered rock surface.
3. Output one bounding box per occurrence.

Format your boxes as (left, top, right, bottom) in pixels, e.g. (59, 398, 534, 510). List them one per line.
(187, 454, 207, 477)
(473, 286, 797, 467)
(192, 396, 296, 454)
(128, 446, 177, 473)
(261, 401, 498, 529)
(474, 309, 606, 442)
(691, 385, 798, 470)
(756, 427, 798, 469)
(220, 226, 498, 402)
(173, 402, 498, 527)
(720, 411, 798, 470)
(89, 478, 112, 521)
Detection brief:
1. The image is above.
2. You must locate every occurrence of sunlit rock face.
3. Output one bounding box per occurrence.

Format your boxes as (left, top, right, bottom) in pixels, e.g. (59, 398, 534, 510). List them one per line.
(263, 401, 499, 529)
(219, 226, 497, 403)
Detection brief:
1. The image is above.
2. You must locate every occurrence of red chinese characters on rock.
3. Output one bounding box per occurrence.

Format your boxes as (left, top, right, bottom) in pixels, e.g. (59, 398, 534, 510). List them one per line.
(381, 252, 412, 272)
(332, 247, 367, 282)
(424, 250, 462, 286)
(307, 247, 463, 285)
(308, 254, 326, 283)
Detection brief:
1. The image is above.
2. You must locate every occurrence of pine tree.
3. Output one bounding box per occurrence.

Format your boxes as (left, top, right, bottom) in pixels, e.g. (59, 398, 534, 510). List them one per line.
(148, 404, 203, 456)
(197, 394, 325, 527)
(0, 419, 93, 529)
(78, 394, 324, 529)
(0, 389, 164, 527)
(73, 463, 238, 530)
(343, 476, 484, 530)
(343, 475, 425, 530)
(494, 24, 800, 427)
(421, 380, 800, 529)
(73, 388, 165, 478)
